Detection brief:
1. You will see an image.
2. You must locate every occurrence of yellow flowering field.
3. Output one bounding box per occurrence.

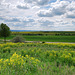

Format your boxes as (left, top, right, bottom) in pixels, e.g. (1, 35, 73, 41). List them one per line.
(0, 42, 75, 75)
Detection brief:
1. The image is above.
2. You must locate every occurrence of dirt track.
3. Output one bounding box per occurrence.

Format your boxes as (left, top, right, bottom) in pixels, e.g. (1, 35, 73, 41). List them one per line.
(26, 41, 75, 44)
(0, 39, 75, 44)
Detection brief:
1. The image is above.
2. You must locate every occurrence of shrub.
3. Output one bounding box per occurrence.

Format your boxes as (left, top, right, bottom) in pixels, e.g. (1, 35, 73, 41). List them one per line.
(42, 41, 45, 43)
(12, 35, 25, 43)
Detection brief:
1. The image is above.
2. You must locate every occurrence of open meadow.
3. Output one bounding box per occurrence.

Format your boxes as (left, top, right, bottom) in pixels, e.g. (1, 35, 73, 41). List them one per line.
(0, 31, 75, 75)
(0, 42, 75, 75)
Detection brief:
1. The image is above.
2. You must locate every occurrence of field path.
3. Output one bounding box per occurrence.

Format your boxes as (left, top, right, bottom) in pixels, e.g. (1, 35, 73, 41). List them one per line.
(26, 41, 75, 44)
(0, 39, 75, 44)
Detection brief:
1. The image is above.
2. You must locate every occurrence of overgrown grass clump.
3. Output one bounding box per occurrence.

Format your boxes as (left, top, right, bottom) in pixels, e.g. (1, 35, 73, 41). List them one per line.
(0, 43, 75, 75)
(12, 35, 25, 43)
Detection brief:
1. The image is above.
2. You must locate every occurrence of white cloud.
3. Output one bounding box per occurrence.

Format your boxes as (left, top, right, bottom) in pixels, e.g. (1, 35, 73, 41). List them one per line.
(66, 1, 75, 11)
(32, 6, 40, 9)
(24, 0, 51, 5)
(37, 1, 70, 17)
(0, 0, 5, 3)
(38, 19, 54, 26)
(37, 0, 50, 5)
(0, 0, 75, 31)
(65, 10, 75, 18)
(0, 16, 21, 22)
(17, 4, 30, 9)
(4, 0, 24, 4)
(37, 8, 53, 17)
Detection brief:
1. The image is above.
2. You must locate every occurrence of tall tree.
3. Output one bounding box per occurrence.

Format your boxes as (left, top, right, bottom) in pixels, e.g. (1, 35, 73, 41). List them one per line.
(0, 23, 11, 43)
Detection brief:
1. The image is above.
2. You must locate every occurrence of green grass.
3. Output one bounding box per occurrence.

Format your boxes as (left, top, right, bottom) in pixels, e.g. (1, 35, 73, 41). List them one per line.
(23, 35, 75, 42)
(0, 43, 75, 75)
(0, 35, 75, 42)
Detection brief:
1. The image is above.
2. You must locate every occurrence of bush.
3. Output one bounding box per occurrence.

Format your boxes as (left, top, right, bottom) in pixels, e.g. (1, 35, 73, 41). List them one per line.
(42, 41, 45, 43)
(12, 35, 25, 43)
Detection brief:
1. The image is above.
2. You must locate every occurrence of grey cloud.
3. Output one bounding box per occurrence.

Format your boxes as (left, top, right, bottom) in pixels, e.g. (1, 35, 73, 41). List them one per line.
(39, 20, 54, 26)
(37, 10, 53, 17)
(61, 22, 69, 25)
(24, 0, 50, 5)
(63, 0, 73, 2)
(37, 1, 71, 17)
(66, 15, 75, 19)
(28, 19, 35, 22)
(6, 18, 20, 22)
(0, 16, 4, 20)
(0, 17, 36, 29)
(24, 0, 36, 3)
(52, 8, 66, 15)
(23, 18, 35, 23)
(0, 9, 4, 11)
(67, 8, 75, 11)
(0, 16, 35, 23)
(0, 2, 10, 9)
(66, 11, 75, 19)
(72, 21, 75, 25)
(0, 0, 4, 3)
(0, 16, 20, 22)
(66, 1, 75, 11)
(17, 5, 29, 9)
(37, 0, 50, 5)
(37, 8, 65, 17)
(4, 0, 21, 4)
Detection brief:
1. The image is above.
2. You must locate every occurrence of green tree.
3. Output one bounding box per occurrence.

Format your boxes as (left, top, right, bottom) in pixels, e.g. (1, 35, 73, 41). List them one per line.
(0, 23, 11, 43)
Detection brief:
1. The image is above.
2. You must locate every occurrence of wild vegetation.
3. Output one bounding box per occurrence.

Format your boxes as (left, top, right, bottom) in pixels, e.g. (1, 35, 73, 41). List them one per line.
(0, 42, 75, 75)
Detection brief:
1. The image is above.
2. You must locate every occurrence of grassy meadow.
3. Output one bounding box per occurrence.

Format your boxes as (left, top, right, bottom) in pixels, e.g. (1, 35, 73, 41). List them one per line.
(0, 31, 75, 75)
(0, 31, 75, 42)
(1, 35, 75, 42)
(0, 42, 75, 75)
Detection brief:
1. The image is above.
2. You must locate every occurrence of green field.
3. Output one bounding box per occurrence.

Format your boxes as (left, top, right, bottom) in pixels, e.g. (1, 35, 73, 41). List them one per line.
(23, 35, 75, 42)
(0, 31, 75, 43)
(0, 43, 75, 75)
(0, 35, 75, 43)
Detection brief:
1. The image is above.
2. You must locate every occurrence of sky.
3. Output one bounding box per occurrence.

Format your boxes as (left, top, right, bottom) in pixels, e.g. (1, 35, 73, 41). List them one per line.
(0, 0, 75, 31)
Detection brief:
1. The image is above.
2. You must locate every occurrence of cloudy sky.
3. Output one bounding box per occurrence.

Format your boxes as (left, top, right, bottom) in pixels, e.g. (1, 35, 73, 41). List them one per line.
(0, 0, 75, 31)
